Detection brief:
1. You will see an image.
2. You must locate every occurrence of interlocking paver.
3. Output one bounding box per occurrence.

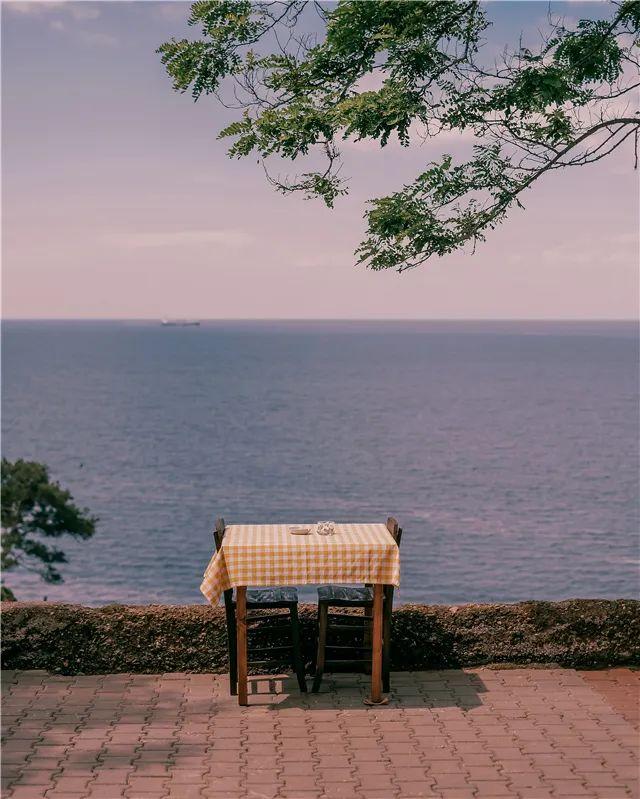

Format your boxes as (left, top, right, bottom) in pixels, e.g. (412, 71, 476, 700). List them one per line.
(394, 784, 437, 798)
(281, 761, 316, 776)
(431, 773, 473, 788)
(245, 785, 280, 799)
(2, 667, 638, 799)
(428, 760, 464, 773)
(201, 775, 244, 791)
(9, 788, 50, 799)
(321, 782, 362, 798)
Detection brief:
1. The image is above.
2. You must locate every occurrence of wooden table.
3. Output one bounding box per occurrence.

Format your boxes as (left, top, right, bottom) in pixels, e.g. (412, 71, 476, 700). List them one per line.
(200, 521, 401, 707)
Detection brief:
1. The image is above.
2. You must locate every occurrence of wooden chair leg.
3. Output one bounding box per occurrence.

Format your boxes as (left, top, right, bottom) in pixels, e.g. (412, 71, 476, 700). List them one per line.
(363, 609, 372, 675)
(236, 587, 248, 706)
(289, 604, 307, 693)
(312, 603, 328, 693)
(382, 601, 392, 694)
(224, 590, 237, 696)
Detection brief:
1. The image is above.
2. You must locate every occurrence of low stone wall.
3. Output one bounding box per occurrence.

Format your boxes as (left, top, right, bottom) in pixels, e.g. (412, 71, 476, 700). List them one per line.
(1, 599, 638, 675)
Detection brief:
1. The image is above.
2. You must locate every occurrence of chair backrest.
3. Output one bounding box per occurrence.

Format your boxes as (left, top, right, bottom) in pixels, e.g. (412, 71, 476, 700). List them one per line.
(213, 517, 235, 616)
(386, 516, 402, 547)
(214, 517, 225, 552)
(384, 516, 403, 611)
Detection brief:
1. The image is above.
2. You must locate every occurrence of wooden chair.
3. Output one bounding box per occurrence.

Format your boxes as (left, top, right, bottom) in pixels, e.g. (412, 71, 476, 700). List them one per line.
(214, 518, 307, 695)
(312, 517, 402, 694)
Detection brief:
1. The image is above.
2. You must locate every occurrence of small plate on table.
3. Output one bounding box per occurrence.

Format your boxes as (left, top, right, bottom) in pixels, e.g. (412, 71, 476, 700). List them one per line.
(288, 526, 312, 535)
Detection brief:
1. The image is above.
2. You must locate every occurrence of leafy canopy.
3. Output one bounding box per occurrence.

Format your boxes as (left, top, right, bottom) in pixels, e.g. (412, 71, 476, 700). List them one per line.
(1, 459, 97, 601)
(159, 1, 640, 272)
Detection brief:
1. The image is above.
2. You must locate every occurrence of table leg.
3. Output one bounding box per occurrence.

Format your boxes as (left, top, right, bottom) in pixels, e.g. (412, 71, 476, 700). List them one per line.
(236, 586, 248, 706)
(366, 583, 385, 705)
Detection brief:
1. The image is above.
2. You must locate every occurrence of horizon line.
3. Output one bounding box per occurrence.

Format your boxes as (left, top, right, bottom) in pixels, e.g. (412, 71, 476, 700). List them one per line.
(2, 317, 639, 324)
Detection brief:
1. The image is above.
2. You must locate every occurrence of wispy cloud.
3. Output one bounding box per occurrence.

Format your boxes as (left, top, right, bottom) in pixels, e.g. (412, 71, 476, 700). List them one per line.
(509, 231, 638, 270)
(76, 28, 118, 47)
(296, 251, 349, 269)
(6, 1, 117, 46)
(4, 1, 55, 14)
(5, 1, 101, 20)
(107, 229, 253, 249)
(154, 2, 191, 24)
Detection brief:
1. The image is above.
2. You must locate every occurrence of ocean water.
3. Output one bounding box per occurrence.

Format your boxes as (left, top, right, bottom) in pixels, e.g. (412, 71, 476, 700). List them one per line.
(1, 320, 638, 606)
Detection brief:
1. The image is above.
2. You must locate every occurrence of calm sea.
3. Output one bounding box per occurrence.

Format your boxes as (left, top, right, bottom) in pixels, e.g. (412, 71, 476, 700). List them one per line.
(2, 320, 638, 606)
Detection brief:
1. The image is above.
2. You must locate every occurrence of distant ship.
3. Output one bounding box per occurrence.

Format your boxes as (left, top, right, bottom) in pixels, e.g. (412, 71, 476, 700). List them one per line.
(161, 319, 201, 327)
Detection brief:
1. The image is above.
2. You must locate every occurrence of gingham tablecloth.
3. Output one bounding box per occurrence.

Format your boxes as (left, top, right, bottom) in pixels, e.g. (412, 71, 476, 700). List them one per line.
(201, 523, 400, 604)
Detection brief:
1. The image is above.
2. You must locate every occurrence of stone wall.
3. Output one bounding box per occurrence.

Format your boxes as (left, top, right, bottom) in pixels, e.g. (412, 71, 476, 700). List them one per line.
(1, 599, 638, 675)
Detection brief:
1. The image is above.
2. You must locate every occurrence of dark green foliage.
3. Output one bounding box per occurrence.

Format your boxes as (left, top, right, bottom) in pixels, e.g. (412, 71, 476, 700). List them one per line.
(159, 0, 639, 271)
(1, 459, 97, 599)
(1, 585, 16, 602)
(1, 599, 638, 675)
(554, 19, 625, 84)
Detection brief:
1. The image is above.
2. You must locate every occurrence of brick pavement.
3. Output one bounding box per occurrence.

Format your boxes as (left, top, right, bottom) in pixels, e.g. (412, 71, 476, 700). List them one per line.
(1, 668, 637, 799)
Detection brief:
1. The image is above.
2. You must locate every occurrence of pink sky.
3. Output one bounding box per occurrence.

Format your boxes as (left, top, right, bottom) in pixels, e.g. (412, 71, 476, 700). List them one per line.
(2, 1, 639, 319)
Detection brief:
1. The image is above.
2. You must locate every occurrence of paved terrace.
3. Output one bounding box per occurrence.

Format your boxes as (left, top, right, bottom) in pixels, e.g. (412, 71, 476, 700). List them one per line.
(1, 668, 638, 799)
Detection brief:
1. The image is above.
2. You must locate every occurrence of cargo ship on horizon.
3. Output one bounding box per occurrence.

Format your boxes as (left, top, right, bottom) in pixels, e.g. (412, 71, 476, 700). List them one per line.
(161, 319, 201, 327)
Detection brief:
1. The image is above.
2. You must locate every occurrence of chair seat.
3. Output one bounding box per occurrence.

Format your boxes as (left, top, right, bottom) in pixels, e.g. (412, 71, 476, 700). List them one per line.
(317, 585, 373, 603)
(247, 586, 298, 604)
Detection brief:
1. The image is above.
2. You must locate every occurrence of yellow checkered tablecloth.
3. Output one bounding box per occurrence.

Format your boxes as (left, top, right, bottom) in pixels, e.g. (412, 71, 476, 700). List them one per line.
(201, 523, 400, 604)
